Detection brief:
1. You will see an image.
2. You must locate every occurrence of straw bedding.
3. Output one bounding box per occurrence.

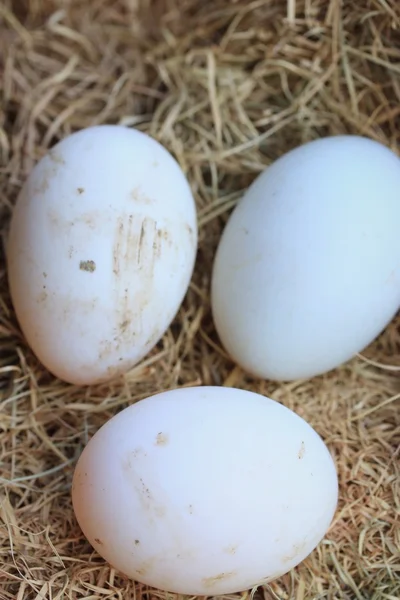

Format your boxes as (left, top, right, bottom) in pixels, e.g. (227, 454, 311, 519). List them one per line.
(0, 1, 399, 598)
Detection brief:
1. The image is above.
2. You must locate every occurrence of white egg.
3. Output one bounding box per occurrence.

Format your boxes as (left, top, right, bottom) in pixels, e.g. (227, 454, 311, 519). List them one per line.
(72, 386, 338, 595)
(7, 125, 197, 385)
(211, 135, 400, 381)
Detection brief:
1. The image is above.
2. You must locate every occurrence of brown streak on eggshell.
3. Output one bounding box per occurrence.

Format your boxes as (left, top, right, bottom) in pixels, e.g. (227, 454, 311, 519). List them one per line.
(122, 456, 166, 520)
(112, 214, 160, 344)
(202, 571, 237, 587)
(298, 441, 305, 459)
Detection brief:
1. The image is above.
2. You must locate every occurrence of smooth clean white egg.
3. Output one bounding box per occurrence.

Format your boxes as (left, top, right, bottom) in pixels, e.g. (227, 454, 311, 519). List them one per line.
(211, 135, 400, 381)
(72, 386, 338, 595)
(7, 125, 197, 385)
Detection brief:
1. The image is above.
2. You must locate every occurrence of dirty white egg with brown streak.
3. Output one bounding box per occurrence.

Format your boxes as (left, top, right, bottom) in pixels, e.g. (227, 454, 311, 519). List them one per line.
(7, 125, 197, 385)
(72, 386, 338, 595)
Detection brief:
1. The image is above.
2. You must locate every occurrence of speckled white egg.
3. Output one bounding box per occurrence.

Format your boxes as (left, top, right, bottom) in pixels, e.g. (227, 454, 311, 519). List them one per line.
(7, 125, 197, 385)
(72, 386, 338, 595)
(211, 135, 400, 381)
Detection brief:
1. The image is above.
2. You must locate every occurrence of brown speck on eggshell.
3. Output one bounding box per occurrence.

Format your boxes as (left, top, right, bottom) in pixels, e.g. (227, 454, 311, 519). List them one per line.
(79, 260, 96, 272)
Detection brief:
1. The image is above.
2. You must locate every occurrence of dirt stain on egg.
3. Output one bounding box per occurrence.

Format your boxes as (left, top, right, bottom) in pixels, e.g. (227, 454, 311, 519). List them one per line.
(48, 209, 99, 233)
(113, 214, 171, 277)
(131, 447, 146, 459)
(113, 217, 131, 272)
(282, 540, 307, 563)
(34, 174, 50, 194)
(202, 571, 237, 587)
(155, 228, 173, 256)
(98, 339, 113, 361)
(76, 212, 98, 230)
(138, 221, 147, 263)
(139, 477, 151, 499)
(80, 260, 96, 272)
(134, 556, 158, 577)
(138, 477, 167, 517)
(37, 291, 48, 304)
(155, 432, 169, 446)
(298, 441, 305, 459)
(94, 538, 103, 545)
(256, 573, 281, 586)
(112, 215, 163, 343)
(138, 218, 160, 267)
(49, 149, 66, 165)
(122, 454, 166, 520)
(33, 150, 66, 195)
(119, 318, 130, 333)
(185, 222, 196, 247)
(223, 545, 238, 555)
(130, 187, 154, 205)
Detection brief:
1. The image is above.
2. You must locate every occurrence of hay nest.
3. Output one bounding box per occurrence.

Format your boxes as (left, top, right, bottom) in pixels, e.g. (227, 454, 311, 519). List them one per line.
(1, 1, 399, 599)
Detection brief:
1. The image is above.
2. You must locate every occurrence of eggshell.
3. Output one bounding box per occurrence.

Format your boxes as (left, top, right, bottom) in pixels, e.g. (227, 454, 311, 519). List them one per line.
(72, 386, 338, 595)
(211, 135, 400, 381)
(7, 125, 197, 385)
